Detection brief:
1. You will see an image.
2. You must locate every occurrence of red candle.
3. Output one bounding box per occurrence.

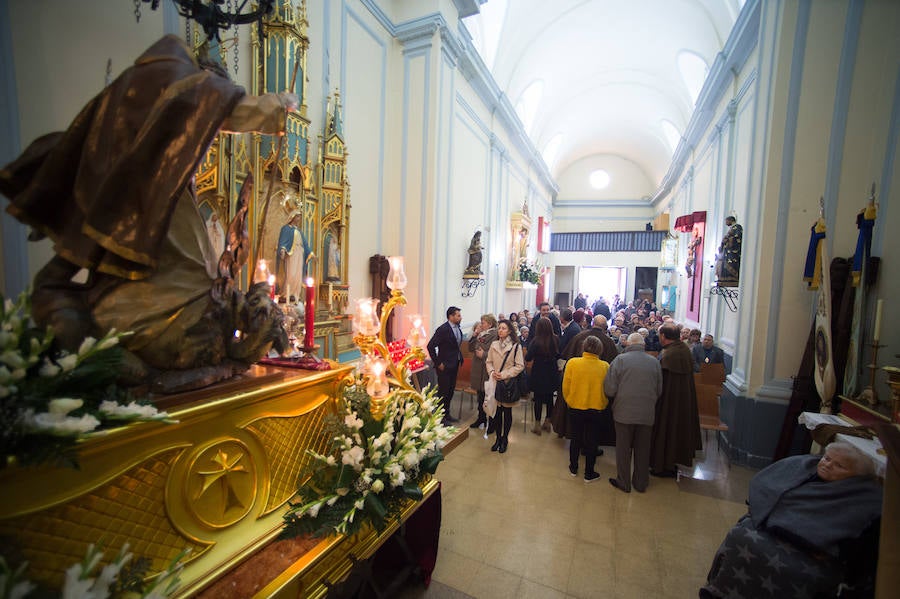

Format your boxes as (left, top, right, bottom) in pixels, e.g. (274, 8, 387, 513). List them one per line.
(304, 277, 315, 349)
(268, 274, 276, 300)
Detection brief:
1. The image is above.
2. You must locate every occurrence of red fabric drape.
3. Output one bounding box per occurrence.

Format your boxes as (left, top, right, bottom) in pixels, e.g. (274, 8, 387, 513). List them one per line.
(674, 210, 707, 232)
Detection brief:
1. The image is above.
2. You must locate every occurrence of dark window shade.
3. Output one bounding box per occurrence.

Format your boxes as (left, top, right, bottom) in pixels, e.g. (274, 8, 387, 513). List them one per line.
(550, 231, 668, 252)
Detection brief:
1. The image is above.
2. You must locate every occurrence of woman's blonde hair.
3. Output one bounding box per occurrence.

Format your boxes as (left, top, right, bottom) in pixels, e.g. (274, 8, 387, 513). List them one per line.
(481, 313, 497, 328)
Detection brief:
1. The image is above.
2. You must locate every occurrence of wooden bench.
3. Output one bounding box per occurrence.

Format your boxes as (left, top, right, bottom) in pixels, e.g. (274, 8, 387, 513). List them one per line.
(695, 374, 728, 453)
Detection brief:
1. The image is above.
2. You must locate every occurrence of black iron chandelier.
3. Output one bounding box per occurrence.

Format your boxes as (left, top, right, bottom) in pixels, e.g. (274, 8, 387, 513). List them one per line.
(136, 0, 276, 41)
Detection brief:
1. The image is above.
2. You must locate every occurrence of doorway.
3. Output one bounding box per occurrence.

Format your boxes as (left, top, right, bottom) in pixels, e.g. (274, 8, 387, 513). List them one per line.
(578, 267, 626, 307)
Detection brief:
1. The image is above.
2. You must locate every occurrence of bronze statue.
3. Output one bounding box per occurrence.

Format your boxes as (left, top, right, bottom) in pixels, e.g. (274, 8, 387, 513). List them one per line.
(0, 36, 293, 393)
(715, 216, 742, 287)
(464, 230, 484, 276)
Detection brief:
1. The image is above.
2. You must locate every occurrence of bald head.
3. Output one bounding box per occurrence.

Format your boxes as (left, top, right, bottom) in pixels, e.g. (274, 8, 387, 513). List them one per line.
(592, 315, 608, 330)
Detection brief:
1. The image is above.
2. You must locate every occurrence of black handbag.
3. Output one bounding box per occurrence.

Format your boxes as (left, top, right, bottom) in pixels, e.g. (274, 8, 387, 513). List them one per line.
(497, 344, 526, 402)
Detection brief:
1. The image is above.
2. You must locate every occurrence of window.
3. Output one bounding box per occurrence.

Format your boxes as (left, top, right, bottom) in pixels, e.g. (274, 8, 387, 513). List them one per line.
(661, 119, 681, 154)
(677, 50, 709, 105)
(514, 80, 544, 135)
(589, 169, 610, 190)
(542, 133, 562, 170)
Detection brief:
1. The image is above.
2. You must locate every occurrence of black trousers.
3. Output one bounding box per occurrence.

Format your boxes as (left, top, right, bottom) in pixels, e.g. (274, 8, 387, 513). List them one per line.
(436, 365, 458, 416)
(533, 391, 554, 421)
(568, 408, 602, 475)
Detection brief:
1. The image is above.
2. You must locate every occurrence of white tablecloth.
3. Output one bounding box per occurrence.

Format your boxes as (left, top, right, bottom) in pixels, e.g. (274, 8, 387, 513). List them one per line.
(798, 412, 886, 477)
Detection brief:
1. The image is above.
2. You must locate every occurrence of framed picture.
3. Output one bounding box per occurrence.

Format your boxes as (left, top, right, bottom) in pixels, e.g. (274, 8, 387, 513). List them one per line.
(660, 236, 678, 269)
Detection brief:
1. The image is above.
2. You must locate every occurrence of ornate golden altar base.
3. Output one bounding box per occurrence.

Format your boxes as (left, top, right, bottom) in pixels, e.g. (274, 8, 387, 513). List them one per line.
(0, 364, 360, 596)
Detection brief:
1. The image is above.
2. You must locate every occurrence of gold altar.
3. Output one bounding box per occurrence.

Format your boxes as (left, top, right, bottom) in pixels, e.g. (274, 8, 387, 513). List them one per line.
(0, 363, 414, 597)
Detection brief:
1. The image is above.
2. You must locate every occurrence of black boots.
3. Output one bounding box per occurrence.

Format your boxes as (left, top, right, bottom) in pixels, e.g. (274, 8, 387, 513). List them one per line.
(491, 436, 502, 452)
(498, 438, 508, 453)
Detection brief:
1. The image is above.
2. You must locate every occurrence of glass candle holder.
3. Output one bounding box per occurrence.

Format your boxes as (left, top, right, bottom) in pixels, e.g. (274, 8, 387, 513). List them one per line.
(406, 314, 428, 349)
(253, 259, 270, 285)
(386, 256, 407, 291)
(354, 298, 381, 336)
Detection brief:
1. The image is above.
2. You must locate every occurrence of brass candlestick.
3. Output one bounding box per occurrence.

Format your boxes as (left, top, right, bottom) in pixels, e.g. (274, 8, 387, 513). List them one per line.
(857, 342, 885, 407)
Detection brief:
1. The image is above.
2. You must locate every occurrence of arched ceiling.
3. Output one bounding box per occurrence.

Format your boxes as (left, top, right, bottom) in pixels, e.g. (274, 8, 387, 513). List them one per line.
(463, 0, 744, 192)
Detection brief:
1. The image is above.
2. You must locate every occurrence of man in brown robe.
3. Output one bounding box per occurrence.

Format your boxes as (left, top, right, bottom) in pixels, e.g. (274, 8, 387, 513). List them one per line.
(649, 323, 702, 476)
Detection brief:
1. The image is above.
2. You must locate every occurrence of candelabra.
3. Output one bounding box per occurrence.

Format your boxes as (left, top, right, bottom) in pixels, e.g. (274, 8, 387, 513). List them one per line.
(857, 341, 885, 408)
(352, 256, 427, 419)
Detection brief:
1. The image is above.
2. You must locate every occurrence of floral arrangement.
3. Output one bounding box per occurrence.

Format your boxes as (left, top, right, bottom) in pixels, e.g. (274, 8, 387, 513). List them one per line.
(0, 291, 172, 468)
(280, 383, 454, 539)
(0, 544, 188, 599)
(517, 258, 543, 284)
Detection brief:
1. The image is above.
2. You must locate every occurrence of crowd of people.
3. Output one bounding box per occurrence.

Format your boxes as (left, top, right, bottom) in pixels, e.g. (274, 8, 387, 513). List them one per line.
(426, 295, 883, 597)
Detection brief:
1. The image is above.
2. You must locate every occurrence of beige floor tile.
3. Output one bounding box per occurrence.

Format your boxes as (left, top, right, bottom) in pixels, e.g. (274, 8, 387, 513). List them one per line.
(431, 547, 483, 588)
(464, 562, 523, 599)
(516, 577, 568, 599)
(566, 540, 615, 598)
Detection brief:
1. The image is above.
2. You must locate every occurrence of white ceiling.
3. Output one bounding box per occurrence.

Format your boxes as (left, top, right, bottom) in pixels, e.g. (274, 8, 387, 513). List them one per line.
(463, 0, 745, 191)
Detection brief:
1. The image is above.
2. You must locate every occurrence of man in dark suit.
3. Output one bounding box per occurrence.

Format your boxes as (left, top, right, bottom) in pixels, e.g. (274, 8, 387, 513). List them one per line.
(427, 306, 464, 425)
(558, 308, 581, 354)
(538, 302, 562, 336)
(691, 333, 725, 372)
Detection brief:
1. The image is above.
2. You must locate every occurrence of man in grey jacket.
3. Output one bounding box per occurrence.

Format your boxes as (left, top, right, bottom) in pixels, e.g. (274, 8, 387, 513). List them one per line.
(603, 333, 663, 493)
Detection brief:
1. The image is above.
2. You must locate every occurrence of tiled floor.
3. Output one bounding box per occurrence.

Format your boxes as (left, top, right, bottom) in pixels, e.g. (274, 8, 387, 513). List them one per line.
(399, 398, 756, 599)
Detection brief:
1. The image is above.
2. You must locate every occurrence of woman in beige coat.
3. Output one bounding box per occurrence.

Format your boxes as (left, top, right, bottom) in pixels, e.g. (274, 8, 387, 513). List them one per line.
(485, 319, 525, 453)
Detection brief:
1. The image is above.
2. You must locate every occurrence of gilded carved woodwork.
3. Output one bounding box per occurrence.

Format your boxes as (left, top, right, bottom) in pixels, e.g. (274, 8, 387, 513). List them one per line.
(0, 365, 352, 596)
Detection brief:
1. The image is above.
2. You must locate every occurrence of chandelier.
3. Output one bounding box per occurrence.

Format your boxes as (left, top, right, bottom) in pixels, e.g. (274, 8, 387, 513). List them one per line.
(135, 0, 276, 41)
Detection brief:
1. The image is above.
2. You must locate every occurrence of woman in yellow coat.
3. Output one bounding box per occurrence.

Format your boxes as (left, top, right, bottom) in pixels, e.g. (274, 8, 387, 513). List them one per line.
(485, 319, 525, 453)
(562, 335, 610, 482)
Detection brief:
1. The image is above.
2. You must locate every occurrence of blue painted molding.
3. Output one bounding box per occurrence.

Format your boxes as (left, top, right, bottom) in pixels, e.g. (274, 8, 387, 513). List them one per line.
(873, 63, 900, 256)
(765, 0, 811, 384)
(823, 0, 863, 255)
(651, 0, 761, 207)
(455, 92, 491, 138)
(0, 0, 28, 298)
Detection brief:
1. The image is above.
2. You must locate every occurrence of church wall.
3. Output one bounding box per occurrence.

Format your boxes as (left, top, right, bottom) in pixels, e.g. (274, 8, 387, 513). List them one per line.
(668, 0, 900, 466)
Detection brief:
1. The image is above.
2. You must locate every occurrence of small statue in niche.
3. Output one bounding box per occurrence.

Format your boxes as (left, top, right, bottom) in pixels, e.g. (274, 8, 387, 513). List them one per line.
(715, 215, 742, 287)
(464, 230, 484, 276)
(324, 228, 341, 281)
(685, 226, 702, 279)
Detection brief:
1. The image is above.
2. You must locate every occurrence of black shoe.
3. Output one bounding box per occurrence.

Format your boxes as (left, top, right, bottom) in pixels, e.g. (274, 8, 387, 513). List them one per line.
(491, 438, 501, 452)
(470, 419, 486, 429)
(498, 438, 508, 453)
(568, 464, 578, 477)
(441, 418, 455, 427)
(597, 447, 604, 457)
(609, 478, 631, 493)
(650, 469, 677, 478)
(584, 472, 600, 484)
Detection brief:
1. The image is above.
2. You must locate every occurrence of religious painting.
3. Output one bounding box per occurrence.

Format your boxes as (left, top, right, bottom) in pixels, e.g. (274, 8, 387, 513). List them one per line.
(660, 236, 678, 269)
(674, 211, 706, 322)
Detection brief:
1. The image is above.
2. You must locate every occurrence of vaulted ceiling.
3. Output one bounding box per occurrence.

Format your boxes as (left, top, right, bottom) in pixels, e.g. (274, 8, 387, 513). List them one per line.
(462, 0, 745, 193)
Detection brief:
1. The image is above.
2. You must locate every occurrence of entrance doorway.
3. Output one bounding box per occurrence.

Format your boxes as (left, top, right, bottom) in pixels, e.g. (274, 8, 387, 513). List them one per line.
(578, 267, 626, 307)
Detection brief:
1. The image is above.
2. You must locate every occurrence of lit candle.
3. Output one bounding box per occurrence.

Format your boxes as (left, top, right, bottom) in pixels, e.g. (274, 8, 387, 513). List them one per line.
(407, 314, 427, 349)
(253, 259, 270, 284)
(327, 282, 334, 309)
(386, 256, 407, 290)
(366, 357, 390, 398)
(355, 298, 380, 335)
(268, 274, 276, 300)
(304, 277, 315, 349)
(873, 298, 883, 342)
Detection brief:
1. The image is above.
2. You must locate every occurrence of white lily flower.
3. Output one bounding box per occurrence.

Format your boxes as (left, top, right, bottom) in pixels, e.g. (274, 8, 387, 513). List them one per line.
(0, 350, 25, 369)
(307, 502, 321, 518)
(10, 368, 25, 381)
(344, 414, 364, 430)
(354, 498, 365, 510)
(48, 398, 83, 416)
(77, 337, 97, 357)
(341, 445, 365, 471)
(96, 332, 120, 351)
(57, 353, 79, 372)
(371, 479, 385, 493)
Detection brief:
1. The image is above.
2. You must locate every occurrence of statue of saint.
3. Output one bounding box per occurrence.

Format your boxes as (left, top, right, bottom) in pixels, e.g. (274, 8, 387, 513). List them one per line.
(0, 36, 294, 392)
(324, 229, 341, 281)
(464, 230, 484, 276)
(206, 211, 225, 258)
(715, 216, 742, 287)
(276, 210, 312, 297)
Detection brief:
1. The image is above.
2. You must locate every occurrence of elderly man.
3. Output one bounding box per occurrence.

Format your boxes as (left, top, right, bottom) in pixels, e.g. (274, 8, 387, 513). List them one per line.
(692, 333, 725, 371)
(649, 323, 702, 477)
(604, 333, 662, 493)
